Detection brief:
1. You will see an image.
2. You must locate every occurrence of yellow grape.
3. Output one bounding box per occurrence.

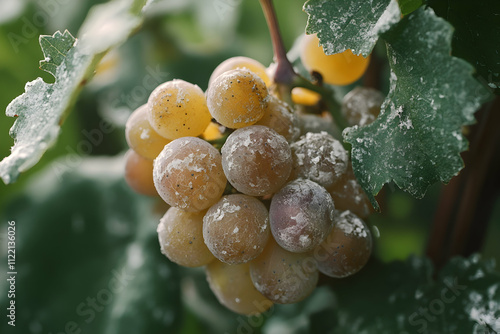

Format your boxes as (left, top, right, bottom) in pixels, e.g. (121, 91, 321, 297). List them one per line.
(206, 260, 273, 315)
(201, 122, 224, 141)
(255, 95, 300, 142)
(209, 56, 271, 87)
(148, 79, 211, 140)
(203, 194, 270, 264)
(206, 69, 269, 129)
(125, 104, 171, 160)
(157, 207, 215, 267)
(153, 137, 227, 212)
(124, 149, 157, 196)
(300, 34, 370, 86)
(291, 87, 321, 106)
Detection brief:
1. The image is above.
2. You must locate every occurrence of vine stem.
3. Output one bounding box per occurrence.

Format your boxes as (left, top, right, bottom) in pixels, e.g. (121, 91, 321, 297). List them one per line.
(258, 0, 295, 85)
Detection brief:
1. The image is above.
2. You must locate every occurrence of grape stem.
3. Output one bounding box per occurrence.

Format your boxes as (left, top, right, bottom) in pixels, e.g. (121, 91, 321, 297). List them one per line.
(258, 0, 350, 132)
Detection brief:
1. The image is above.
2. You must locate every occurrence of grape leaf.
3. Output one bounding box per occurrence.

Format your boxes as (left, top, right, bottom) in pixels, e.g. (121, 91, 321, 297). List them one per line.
(261, 255, 500, 334)
(303, 0, 401, 57)
(343, 8, 492, 209)
(0, 0, 147, 185)
(427, 0, 500, 95)
(0, 156, 182, 334)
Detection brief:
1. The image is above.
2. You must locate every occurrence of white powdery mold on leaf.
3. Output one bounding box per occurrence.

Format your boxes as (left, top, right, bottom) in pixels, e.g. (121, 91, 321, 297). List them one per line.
(344, 7, 492, 210)
(304, 0, 401, 57)
(0, 0, 149, 184)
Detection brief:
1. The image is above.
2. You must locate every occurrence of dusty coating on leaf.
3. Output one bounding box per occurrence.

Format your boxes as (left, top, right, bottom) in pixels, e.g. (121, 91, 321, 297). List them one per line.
(270, 179, 335, 253)
(203, 194, 270, 264)
(304, 0, 401, 57)
(221, 125, 292, 196)
(344, 8, 491, 208)
(290, 131, 348, 189)
(153, 137, 226, 212)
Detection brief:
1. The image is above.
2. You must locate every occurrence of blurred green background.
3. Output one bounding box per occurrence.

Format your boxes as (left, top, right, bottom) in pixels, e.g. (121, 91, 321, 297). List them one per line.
(0, 0, 498, 333)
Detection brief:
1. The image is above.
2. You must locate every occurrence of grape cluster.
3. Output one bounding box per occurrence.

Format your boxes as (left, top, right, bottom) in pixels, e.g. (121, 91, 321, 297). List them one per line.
(124, 44, 381, 315)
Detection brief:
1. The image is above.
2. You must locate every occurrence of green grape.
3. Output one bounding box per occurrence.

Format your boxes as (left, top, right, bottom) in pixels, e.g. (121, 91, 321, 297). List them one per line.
(250, 239, 318, 304)
(125, 104, 171, 160)
(148, 79, 211, 140)
(255, 95, 300, 142)
(157, 207, 215, 267)
(124, 149, 157, 196)
(342, 87, 384, 127)
(290, 132, 348, 189)
(209, 56, 271, 87)
(328, 163, 373, 219)
(221, 125, 292, 196)
(300, 34, 370, 86)
(206, 260, 273, 315)
(206, 69, 269, 129)
(314, 210, 372, 278)
(270, 179, 335, 253)
(203, 194, 270, 264)
(153, 137, 227, 212)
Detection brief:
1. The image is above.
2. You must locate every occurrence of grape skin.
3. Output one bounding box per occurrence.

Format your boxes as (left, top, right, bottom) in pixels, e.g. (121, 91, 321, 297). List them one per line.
(291, 87, 321, 106)
(148, 79, 211, 140)
(255, 95, 300, 143)
(250, 239, 319, 304)
(206, 69, 269, 129)
(153, 137, 226, 212)
(124, 149, 157, 196)
(208, 56, 271, 87)
(157, 207, 215, 267)
(328, 163, 372, 219)
(206, 260, 273, 315)
(290, 131, 348, 189)
(314, 210, 372, 278)
(203, 194, 270, 264)
(125, 104, 170, 160)
(221, 125, 292, 196)
(342, 87, 384, 127)
(300, 34, 370, 86)
(270, 179, 335, 253)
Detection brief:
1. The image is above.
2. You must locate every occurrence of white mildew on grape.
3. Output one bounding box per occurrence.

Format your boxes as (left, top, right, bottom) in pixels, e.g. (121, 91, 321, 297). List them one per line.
(290, 131, 348, 189)
(270, 179, 335, 253)
(222, 125, 292, 196)
(153, 137, 225, 211)
(203, 194, 270, 264)
(140, 128, 150, 140)
(342, 87, 384, 127)
(336, 210, 368, 238)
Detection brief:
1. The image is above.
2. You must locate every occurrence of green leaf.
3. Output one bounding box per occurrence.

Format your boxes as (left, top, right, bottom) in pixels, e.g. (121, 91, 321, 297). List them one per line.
(398, 0, 423, 15)
(344, 8, 492, 209)
(0, 0, 147, 185)
(262, 255, 500, 334)
(304, 0, 401, 57)
(427, 0, 500, 95)
(0, 156, 181, 333)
